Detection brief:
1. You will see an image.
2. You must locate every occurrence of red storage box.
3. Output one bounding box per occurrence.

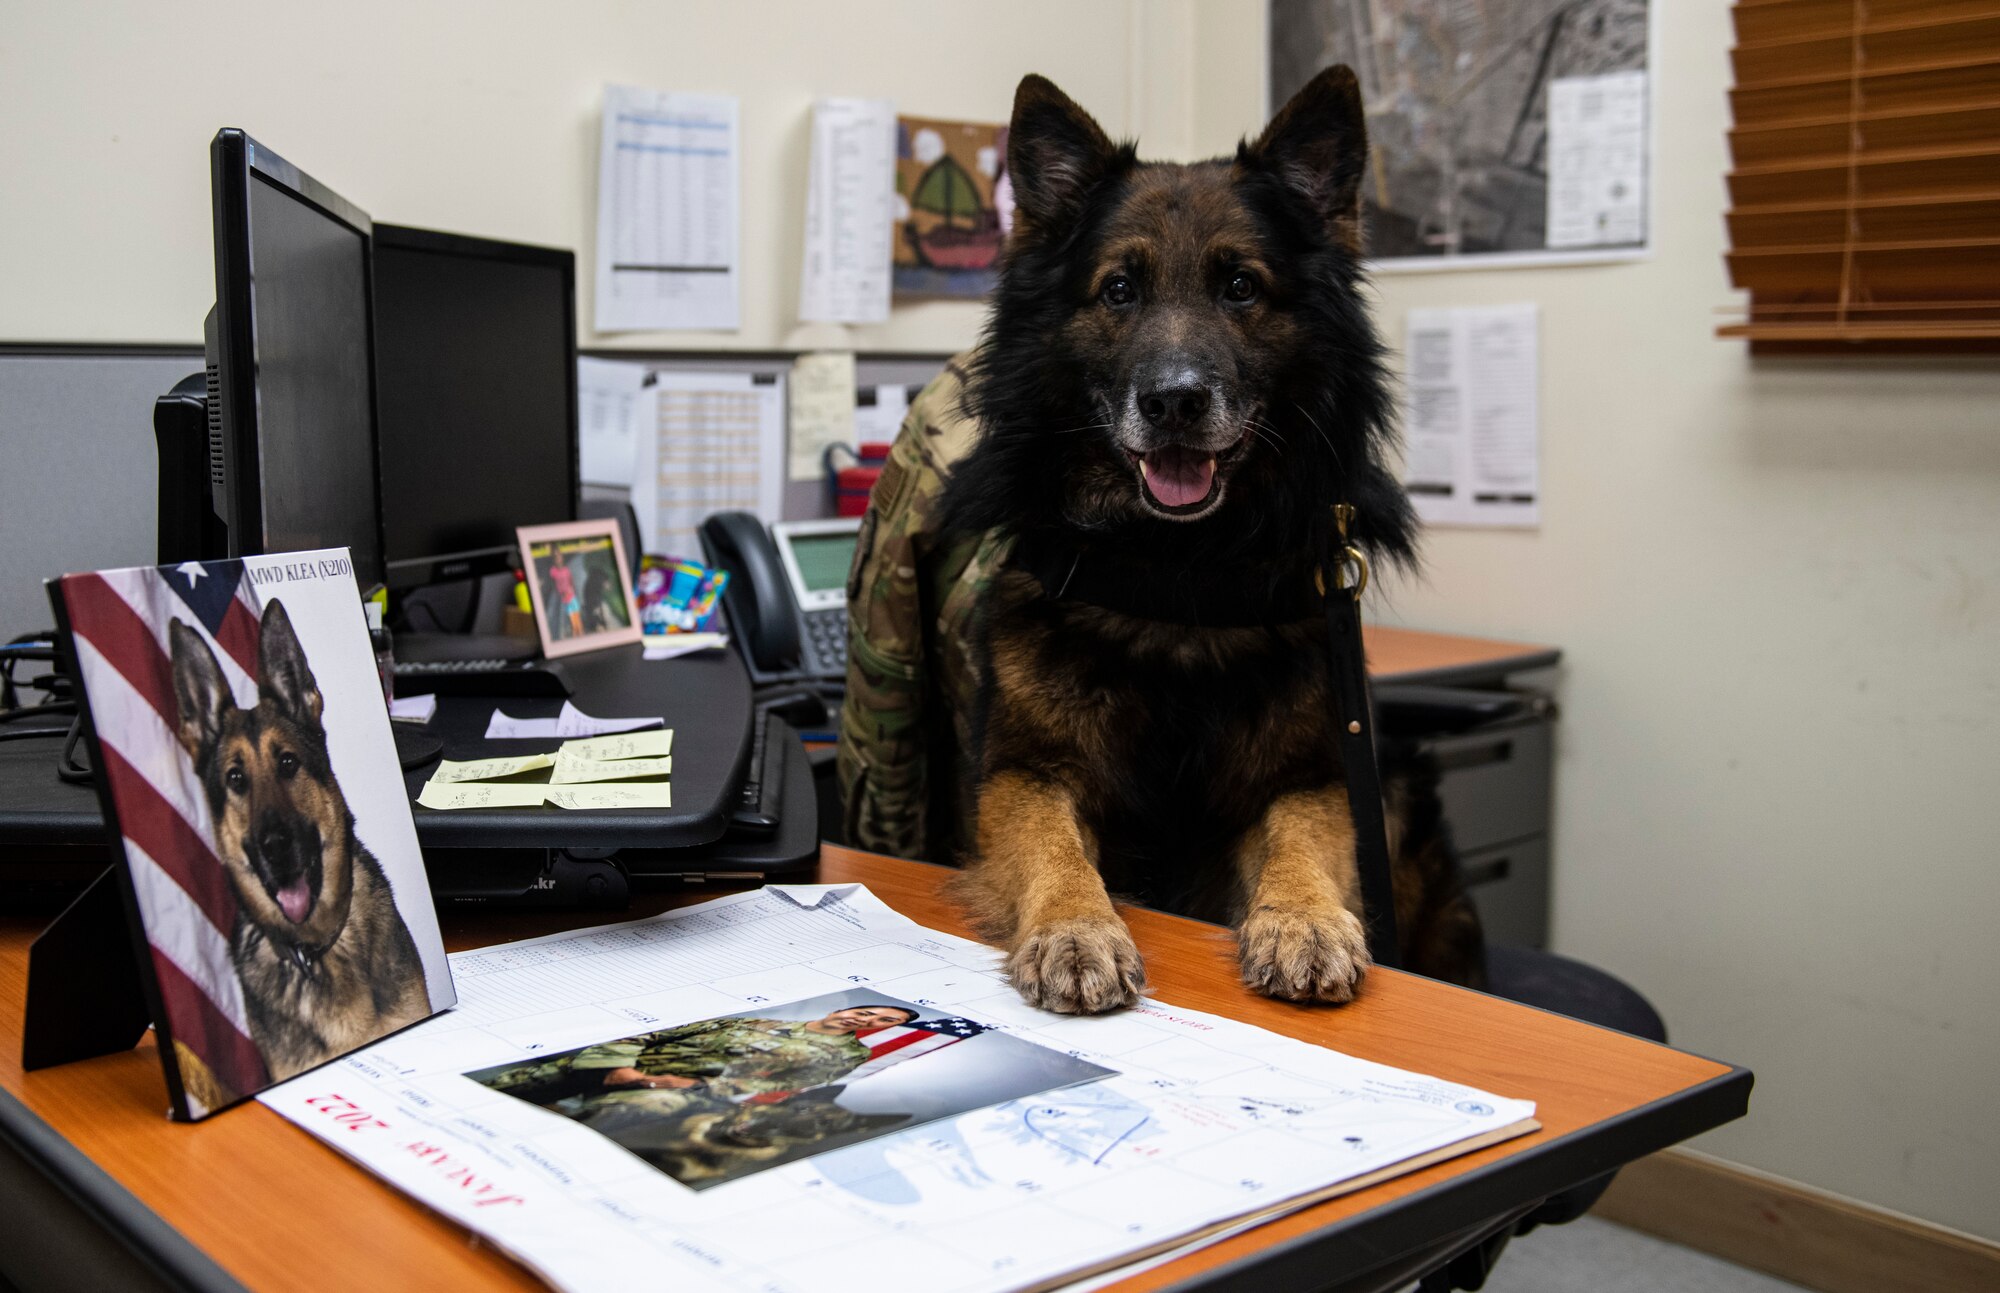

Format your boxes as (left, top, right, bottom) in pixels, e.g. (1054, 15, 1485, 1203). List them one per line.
(829, 442, 894, 516)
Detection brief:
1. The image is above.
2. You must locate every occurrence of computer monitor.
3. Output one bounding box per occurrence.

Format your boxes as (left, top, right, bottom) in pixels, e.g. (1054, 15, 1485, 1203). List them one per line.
(203, 129, 384, 586)
(370, 225, 579, 590)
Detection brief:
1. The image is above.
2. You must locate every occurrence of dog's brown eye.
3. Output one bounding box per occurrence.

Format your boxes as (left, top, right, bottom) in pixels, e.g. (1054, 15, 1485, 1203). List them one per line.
(277, 752, 300, 779)
(225, 766, 247, 794)
(1100, 275, 1136, 308)
(1224, 272, 1258, 303)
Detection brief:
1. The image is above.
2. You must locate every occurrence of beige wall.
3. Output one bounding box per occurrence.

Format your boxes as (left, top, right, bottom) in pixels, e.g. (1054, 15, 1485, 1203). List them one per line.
(1195, 0, 2000, 1243)
(7, 0, 1997, 1244)
(0, 0, 1184, 353)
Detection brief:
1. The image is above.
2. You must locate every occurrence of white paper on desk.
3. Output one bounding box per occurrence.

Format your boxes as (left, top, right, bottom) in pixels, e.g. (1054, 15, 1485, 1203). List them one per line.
(595, 86, 740, 332)
(798, 96, 896, 324)
(261, 885, 1534, 1293)
(630, 371, 785, 560)
(388, 693, 436, 724)
(576, 357, 651, 488)
(641, 630, 728, 661)
(1402, 304, 1540, 529)
(787, 351, 858, 480)
(484, 702, 664, 740)
(1546, 71, 1648, 251)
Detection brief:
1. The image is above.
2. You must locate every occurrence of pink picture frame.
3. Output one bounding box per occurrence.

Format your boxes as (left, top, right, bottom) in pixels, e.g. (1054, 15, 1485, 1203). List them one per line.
(516, 520, 644, 659)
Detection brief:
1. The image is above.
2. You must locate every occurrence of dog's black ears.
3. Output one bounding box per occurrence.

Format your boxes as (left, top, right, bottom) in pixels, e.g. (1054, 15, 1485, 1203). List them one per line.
(256, 599, 323, 729)
(168, 619, 232, 763)
(1007, 74, 1121, 232)
(1246, 64, 1370, 252)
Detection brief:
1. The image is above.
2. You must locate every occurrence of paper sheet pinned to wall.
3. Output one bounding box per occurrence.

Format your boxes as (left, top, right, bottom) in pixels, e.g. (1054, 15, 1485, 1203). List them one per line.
(595, 86, 741, 332)
(577, 357, 651, 487)
(631, 371, 785, 559)
(1546, 71, 1648, 250)
(1402, 305, 1540, 529)
(799, 97, 896, 324)
(853, 383, 912, 444)
(788, 351, 858, 480)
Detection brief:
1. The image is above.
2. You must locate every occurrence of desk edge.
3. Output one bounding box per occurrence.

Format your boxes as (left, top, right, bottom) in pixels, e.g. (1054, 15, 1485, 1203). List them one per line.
(0, 1086, 247, 1293)
(1372, 647, 1563, 690)
(1157, 1062, 1754, 1292)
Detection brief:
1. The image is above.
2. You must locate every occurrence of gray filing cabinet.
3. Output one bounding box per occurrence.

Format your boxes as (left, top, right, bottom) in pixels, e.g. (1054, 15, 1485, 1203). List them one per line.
(1419, 707, 1553, 948)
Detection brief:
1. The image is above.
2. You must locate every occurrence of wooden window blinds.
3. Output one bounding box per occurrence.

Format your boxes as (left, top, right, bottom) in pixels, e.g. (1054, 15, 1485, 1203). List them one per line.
(1719, 0, 2000, 353)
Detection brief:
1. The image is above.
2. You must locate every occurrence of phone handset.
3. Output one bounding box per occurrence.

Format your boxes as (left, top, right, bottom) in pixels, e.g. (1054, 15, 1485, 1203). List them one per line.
(698, 511, 802, 678)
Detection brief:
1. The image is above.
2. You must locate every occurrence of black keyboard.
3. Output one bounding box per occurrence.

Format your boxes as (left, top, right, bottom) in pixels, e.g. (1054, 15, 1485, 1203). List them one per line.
(803, 607, 847, 676)
(394, 658, 515, 675)
(391, 658, 567, 697)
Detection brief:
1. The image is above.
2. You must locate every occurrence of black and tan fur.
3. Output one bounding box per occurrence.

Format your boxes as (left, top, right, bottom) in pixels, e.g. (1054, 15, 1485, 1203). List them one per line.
(170, 600, 430, 1080)
(943, 70, 1482, 1014)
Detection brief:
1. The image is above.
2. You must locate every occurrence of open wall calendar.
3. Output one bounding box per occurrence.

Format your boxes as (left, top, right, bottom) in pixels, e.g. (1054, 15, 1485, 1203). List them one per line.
(261, 885, 1535, 1292)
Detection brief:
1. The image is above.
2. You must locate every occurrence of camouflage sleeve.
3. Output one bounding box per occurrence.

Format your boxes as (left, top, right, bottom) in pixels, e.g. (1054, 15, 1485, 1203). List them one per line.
(837, 356, 984, 859)
(569, 1040, 647, 1071)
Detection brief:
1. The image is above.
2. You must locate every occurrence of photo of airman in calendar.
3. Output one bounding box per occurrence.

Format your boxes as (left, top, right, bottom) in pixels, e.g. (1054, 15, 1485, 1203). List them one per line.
(466, 988, 1112, 1189)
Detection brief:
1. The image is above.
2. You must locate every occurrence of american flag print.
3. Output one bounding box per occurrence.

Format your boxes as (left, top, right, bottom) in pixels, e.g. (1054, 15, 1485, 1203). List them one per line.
(55, 559, 274, 1119)
(844, 1016, 989, 1083)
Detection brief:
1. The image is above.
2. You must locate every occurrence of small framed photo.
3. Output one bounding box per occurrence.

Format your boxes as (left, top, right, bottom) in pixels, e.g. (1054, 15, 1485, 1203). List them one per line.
(517, 520, 643, 658)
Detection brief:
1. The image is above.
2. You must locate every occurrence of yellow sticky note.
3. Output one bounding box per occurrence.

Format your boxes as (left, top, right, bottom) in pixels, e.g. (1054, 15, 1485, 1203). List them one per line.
(417, 782, 550, 810)
(552, 753, 672, 784)
(429, 754, 556, 784)
(545, 784, 673, 810)
(558, 730, 674, 762)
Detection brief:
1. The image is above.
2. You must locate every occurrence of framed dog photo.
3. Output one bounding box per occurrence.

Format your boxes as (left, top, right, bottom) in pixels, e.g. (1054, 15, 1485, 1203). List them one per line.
(517, 519, 643, 659)
(47, 550, 456, 1120)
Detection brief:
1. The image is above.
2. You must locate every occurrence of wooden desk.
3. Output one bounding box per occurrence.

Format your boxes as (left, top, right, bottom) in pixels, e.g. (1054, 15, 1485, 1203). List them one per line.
(1363, 626, 1560, 688)
(0, 848, 1745, 1293)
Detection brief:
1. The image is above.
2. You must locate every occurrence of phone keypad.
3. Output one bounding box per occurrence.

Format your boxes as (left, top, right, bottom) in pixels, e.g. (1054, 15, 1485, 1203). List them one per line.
(804, 608, 847, 675)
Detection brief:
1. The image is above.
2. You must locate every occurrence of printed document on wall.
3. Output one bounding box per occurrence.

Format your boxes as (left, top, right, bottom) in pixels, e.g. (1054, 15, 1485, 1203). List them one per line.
(1546, 71, 1648, 251)
(576, 357, 651, 488)
(799, 97, 896, 324)
(632, 372, 784, 560)
(596, 86, 741, 332)
(1403, 305, 1540, 528)
(787, 351, 858, 481)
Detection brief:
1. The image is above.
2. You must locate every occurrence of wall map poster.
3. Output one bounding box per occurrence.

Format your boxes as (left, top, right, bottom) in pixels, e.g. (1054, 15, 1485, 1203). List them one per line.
(1270, 0, 1651, 268)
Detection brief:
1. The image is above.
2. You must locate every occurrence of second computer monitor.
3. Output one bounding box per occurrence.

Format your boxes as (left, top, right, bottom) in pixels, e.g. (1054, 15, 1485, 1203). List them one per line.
(371, 225, 579, 589)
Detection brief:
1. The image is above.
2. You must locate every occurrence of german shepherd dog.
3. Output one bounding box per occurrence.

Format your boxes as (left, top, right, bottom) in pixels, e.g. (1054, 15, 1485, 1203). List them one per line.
(945, 69, 1480, 1014)
(170, 599, 430, 1080)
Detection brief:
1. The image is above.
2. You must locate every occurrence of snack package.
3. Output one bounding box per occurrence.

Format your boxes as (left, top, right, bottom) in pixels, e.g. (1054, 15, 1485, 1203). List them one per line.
(637, 555, 729, 634)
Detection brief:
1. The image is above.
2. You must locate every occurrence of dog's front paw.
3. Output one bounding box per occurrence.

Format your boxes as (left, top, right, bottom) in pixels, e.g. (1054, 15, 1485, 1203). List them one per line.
(1238, 903, 1371, 1003)
(1007, 917, 1145, 1015)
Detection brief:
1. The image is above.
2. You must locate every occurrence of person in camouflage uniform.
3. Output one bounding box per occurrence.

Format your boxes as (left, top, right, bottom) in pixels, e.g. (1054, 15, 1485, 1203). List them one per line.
(469, 1004, 918, 1108)
(837, 353, 1005, 864)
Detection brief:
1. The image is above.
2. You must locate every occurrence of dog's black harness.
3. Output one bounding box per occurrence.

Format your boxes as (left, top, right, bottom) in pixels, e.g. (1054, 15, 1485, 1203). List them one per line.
(1016, 505, 1401, 968)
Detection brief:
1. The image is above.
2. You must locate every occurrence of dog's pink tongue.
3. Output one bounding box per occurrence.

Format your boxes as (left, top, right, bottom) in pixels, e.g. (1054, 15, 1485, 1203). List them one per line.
(276, 881, 313, 925)
(1141, 448, 1217, 508)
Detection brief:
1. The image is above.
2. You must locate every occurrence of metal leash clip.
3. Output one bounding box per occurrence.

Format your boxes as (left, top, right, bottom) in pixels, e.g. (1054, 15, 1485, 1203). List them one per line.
(1316, 502, 1370, 601)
